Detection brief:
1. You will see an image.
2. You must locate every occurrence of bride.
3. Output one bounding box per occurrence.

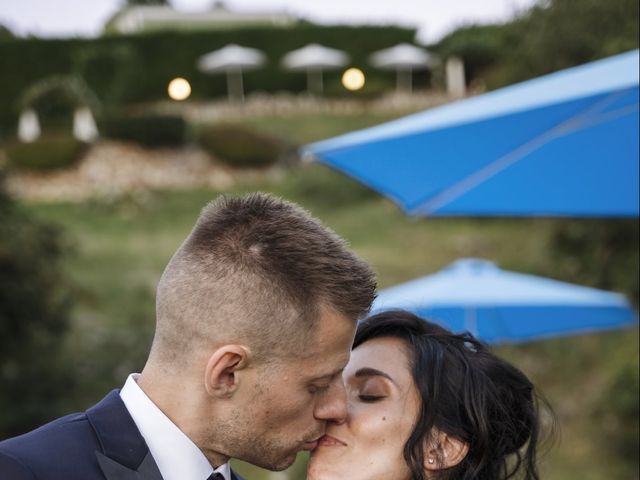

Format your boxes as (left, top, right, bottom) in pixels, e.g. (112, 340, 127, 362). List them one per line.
(308, 310, 547, 480)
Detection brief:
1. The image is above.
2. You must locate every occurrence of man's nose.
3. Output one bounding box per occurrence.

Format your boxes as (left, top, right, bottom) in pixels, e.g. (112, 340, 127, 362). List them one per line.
(314, 379, 347, 423)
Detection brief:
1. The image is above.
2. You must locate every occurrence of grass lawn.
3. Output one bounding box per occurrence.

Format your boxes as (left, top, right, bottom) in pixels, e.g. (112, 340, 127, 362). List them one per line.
(16, 108, 639, 480)
(22, 164, 638, 480)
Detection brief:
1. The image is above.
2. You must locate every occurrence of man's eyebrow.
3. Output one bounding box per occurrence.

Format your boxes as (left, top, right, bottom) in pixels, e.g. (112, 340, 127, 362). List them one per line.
(354, 367, 397, 385)
(311, 367, 345, 383)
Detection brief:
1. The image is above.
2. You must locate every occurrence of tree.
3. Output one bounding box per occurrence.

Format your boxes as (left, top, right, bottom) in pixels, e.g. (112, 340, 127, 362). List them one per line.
(432, 0, 639, 88)
(0, 25, 14, 40)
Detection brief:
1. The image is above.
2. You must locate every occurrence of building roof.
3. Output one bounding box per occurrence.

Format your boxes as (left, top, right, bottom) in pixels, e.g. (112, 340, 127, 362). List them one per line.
(105, 4, 297, 34)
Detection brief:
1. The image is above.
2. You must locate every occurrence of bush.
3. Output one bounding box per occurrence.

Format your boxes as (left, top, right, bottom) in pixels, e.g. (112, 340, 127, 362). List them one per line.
(99, 113, 187, 148)
(198, 124, 285, 168)
(4, 134, 87, 171)
(0, 176, 75, 437)
(593, 362, 640, 477)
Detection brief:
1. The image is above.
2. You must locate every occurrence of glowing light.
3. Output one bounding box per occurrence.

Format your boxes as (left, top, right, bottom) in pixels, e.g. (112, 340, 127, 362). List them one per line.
(168, 77, 191, 101)
(341, 68, 365, 91)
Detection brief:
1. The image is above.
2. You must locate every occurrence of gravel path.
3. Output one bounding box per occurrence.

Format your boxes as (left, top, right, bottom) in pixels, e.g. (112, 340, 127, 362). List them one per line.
(5, 141, 257, 202)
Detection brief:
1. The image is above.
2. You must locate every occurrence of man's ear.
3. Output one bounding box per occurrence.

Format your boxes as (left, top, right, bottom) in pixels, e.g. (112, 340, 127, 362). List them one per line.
(204, 345, 252, 398)
(424, 430, 469, 471)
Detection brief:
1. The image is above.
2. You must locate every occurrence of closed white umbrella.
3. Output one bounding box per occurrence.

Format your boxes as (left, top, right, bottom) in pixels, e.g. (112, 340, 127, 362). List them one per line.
(17, 109, 41, 143)
(282, 43, 349, 93)
(73, 106, 99, 142)
(369, 43, 433, 93)
(197, 44, 266, 101)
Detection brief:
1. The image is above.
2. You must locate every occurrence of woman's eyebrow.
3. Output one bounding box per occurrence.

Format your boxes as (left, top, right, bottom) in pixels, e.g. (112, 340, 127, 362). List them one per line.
(354, 367, 397, 386)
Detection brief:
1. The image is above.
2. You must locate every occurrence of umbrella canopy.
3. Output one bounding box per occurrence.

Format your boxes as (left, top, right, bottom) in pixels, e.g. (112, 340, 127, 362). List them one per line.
(281, 43, 349, 94)
(369, 43, 433, 70)
(282, 43, 349, 70)
(197, 44, 266, 72)
(304, 50, 640, 217)
(371, 258, 637, 343)
(197, 44, 266, 101)
(369, 43, 433, 93)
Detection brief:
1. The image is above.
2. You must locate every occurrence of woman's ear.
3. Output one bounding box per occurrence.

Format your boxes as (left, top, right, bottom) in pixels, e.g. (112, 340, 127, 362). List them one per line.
(204, 345, 252, 398)
(424, 431, 469, 471)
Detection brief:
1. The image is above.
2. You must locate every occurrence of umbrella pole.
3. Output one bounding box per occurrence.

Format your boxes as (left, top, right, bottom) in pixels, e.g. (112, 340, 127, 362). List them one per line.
(397, 68, 412, 93)
(227, 69, 244, 102)
(307, 69, 323, 94)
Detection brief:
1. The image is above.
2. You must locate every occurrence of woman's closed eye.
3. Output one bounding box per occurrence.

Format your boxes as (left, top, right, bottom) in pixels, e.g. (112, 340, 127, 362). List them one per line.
(356, 377, 391, 402)
(358, 394, 386, 402)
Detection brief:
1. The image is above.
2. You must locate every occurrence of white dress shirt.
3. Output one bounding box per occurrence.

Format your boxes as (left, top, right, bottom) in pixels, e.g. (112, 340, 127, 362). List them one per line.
(120, 374, 231, 480)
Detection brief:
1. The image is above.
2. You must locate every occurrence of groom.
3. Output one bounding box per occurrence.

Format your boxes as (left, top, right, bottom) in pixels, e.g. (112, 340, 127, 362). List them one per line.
(0, 193, 376, 480)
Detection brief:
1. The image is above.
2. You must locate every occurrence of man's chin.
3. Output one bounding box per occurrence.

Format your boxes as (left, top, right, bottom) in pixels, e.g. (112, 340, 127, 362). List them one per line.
(254, 452, 298, 472)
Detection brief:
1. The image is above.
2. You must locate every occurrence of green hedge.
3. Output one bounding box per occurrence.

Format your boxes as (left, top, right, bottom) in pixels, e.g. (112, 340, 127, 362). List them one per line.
(198, 124, 285, 168)
(3, 134, 87, 171)
(0, 25, 416, 131)
(99, 113, 187, 147)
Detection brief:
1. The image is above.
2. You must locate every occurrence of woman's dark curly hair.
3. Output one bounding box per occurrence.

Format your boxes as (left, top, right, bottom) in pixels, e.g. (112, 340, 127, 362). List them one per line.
(354, 310, 547, 480)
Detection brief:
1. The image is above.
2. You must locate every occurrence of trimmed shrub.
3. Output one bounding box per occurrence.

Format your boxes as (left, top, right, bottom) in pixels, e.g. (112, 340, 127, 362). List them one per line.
(4, 134, 87, 171)
(99, 113, 187, 147)
(198, 124, 284, 168)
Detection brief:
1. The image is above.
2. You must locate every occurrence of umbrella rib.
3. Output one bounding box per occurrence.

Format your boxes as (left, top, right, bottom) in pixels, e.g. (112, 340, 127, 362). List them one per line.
(411, 89, 635, 215)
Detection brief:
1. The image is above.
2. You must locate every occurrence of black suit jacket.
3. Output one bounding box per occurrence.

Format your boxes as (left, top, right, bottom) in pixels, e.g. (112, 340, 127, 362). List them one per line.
(0, 390, 246, 480)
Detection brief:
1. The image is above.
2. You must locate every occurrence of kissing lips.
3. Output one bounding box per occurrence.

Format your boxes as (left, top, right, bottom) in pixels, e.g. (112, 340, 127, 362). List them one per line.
(302, 436, 324, 451)
(317, 434, 347, 447)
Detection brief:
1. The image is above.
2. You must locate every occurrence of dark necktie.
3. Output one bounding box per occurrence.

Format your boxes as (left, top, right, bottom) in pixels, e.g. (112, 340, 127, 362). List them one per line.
(207, 473, 225, 480)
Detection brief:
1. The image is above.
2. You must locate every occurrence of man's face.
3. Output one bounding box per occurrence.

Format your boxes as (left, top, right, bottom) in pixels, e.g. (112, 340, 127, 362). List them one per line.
(221, 309, 356, 471)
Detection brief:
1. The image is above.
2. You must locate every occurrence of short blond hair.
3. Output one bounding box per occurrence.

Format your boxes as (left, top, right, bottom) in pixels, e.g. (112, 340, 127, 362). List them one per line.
(151, 193, 376, 368)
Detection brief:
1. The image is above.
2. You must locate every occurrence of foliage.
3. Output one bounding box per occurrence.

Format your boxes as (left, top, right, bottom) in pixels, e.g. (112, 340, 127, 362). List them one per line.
(430, 24, 515, 86)
(431, 0, 639, 88)
(550, 220, 639, 306)
(0, 25, 13, 40)
(4, 134, 88, 171)
(99, 112, 187, 147)
(593, 362, 640, 477)
(0, 25, 415, 130)
(198, 124, 285, 168)
(72, 44, 139, 105)
(17, 75, 100, 131)
(0, 176, 75, 437)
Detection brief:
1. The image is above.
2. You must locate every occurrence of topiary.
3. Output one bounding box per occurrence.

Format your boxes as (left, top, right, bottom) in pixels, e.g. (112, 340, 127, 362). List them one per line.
(3, 134, 88, 171)
(99, 112, 187, 148)
(197, 123, 285, 168)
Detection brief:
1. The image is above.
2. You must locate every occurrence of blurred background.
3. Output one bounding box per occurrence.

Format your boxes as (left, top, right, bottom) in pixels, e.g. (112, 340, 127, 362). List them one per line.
(0, 0, 638, 478)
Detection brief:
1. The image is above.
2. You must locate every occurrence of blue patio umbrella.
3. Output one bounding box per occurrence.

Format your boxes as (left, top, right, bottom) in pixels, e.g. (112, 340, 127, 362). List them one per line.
(371, 258, 637, 343)
(303, 50, 640, 217)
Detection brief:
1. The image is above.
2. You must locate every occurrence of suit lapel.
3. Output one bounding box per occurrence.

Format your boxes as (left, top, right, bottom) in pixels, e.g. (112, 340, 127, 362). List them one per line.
(87, 390, 164, 480)
(96, 451, 163, 480)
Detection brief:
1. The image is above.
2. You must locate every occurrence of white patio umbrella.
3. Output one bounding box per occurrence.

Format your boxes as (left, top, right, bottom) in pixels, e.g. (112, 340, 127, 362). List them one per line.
(197, 44, 266, 101)
(369, 43, 433, 93)
(281, 43, 349, 93)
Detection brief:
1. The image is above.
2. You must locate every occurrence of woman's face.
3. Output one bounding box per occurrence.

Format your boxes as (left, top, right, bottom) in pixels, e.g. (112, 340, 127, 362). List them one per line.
(307, 336, 420, 480)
